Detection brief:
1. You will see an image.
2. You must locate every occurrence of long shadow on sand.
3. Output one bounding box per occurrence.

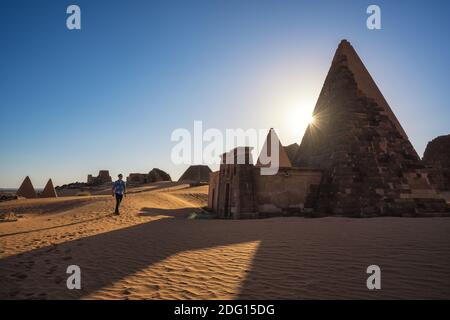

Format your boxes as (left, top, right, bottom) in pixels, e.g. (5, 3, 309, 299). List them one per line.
(1, 207, 450, 299)
(0, 207, 258, 299)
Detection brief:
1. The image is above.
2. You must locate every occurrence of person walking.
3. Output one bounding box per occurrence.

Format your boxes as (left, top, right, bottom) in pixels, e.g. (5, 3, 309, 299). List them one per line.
(112, 174, 126, 215)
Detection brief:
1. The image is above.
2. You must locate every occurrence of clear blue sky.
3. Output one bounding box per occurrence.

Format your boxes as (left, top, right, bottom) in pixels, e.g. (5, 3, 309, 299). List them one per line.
(1, 0, 449, 188)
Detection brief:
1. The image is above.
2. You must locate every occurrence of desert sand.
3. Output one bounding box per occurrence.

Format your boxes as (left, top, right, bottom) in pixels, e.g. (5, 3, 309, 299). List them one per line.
(1, 182, 450, 300)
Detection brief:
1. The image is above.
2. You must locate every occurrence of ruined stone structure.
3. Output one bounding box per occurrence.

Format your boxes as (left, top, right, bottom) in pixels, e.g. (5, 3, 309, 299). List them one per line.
(40, 179, 57, 198)
(148, 168, 172, 183)
(126, 168, 171, 185)
(209, 130, 322, 219)
(16, 176, 37, 199)
(127, 173, 148, 184)
(423, 134, 450, 191)
(209, 40, 449, 218)
(87, 170, 112, 185)
(178, 165, 212, 184)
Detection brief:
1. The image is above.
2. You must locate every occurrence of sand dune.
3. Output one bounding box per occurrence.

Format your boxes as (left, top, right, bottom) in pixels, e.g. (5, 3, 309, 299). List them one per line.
(1, 184, 450, 299)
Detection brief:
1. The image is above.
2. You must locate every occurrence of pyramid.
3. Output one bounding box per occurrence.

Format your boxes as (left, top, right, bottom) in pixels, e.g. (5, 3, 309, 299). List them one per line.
(256, 128, 292, 168)
(178, 165, 212, 184)
(17, 176, 37, 198)
(148, 168, 172, 182)
(40, 179, 57, 198)
(294, 40, 448, 215)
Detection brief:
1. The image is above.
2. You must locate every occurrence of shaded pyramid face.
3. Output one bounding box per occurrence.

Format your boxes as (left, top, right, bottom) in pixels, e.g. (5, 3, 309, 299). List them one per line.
(294, 40, 446, 215)
(17, 176, 37, 199)
(40, 179, 57, 198)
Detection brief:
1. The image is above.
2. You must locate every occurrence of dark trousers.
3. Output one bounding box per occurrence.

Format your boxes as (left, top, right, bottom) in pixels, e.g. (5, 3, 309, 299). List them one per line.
(115, 193, 123, 214)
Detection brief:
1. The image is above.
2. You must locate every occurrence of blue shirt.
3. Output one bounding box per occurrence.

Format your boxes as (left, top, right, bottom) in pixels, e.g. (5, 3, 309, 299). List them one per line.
(113, 180, 126, 195)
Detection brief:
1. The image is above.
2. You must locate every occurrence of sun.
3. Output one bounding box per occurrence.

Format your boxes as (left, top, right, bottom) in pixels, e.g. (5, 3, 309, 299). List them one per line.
(286, 105, 315, 138)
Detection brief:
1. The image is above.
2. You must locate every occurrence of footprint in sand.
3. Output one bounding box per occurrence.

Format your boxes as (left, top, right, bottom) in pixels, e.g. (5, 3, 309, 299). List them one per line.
(122, 288, 132, 295)
(148, 284, 160, 291)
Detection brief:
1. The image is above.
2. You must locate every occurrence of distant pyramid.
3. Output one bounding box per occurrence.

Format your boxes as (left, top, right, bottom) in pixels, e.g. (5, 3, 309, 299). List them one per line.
(148, 168, 172, 183)
(294, 40, 448, 215)
(178, 165, 212, 184)
(40, 179, 57, 198)
(256, 128, 292, 168)
(17, 176, 37, 199)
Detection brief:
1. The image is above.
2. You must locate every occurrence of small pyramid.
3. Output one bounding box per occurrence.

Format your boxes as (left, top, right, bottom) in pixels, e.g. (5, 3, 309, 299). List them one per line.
(256, 128, 292, 168)
(40, 179, 57, 198)
(17, 176, 37, 198)
(178, 165, 212, 183)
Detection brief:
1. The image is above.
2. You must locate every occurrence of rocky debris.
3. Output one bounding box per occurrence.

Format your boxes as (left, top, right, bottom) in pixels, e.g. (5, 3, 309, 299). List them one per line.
(0, 212, 19, 222)
(0, 194, 17, 202)
(55, 182, 87, 190)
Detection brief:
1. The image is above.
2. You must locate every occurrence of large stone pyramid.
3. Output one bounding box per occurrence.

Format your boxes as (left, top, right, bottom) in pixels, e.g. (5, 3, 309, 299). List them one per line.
(294, 40, 448, 215)
(40, 179, 57, 198)
(17, 176, 37, 199)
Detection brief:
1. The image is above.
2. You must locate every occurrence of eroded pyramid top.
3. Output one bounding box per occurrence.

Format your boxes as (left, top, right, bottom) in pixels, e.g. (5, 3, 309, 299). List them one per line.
(331, 39, 408, 140)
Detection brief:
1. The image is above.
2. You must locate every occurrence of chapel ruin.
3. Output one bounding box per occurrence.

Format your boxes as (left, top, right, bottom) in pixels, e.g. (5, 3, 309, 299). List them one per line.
(87, 170, 112, 186)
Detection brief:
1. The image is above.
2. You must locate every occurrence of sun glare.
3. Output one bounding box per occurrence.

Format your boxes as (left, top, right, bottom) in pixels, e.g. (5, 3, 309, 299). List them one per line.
(288, 105, 315, 135)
